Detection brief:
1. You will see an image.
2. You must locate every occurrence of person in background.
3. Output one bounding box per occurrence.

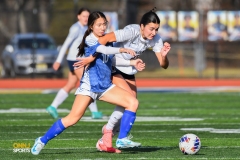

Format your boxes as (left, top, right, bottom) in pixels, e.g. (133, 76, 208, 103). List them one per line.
(46, 8, 103, 119)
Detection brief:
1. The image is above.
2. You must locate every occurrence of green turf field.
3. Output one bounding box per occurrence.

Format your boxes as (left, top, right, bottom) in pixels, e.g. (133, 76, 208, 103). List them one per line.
(0, 92, 240, 159)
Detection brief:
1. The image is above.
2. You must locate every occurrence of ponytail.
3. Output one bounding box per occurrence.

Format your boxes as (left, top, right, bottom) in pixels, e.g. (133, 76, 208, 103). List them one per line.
(140, 7, 160, 26)
(151, 7, 157, 12)
(77, 28, 91, 57)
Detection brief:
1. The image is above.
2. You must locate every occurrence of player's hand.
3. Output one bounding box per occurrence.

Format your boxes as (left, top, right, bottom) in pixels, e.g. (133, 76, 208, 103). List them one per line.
(161, 42, 171, 57)
(52, 62, 60, 71)
(130, 59, 145, 71)
(73, 55, 95, 69)
(120, 48, 136, 57)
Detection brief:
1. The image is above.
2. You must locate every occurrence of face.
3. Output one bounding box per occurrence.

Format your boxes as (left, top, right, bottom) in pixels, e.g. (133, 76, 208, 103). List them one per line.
(78, 11, 90, 26)
(140, 22, 159, 40)
(91, 17, 107, 38)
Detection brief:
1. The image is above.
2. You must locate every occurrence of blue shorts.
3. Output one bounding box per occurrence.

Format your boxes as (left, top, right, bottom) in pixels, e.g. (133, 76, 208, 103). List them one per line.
(67, 60, 78, 73)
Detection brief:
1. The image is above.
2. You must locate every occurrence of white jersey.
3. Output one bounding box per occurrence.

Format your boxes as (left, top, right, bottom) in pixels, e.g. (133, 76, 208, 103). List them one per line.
(55, 22, 87, 62)
(113, 24, 163, 75)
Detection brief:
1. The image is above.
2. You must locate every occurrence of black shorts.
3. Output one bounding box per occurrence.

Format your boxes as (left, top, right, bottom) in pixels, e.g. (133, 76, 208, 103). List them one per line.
(111, 67, 135, 80)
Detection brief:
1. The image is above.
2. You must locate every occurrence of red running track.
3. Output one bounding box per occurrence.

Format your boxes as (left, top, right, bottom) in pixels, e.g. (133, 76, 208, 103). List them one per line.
(0, 79, 240, 89)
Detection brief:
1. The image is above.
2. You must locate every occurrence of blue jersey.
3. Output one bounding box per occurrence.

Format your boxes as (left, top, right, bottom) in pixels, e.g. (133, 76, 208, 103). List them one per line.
(80, 33, 114, 92)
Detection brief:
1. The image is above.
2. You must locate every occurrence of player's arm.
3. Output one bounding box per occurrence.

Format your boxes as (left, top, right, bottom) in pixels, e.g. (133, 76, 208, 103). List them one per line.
(155, 42, 170, 69)
(98, 32, 117, 45)
(112, 56, 145, 71)
(98, 25, 135, 45)
(73, 45, 136, 69)
(54, 26, 77, 70)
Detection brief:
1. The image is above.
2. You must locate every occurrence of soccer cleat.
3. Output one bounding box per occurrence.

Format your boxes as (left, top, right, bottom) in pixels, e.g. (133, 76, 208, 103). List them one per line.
(46, 106, 58, 119)
(31, 137, 45, 155)
(96, 138, 121, 153)
(116, 134, 141, 149)
(91, 112, 103, 119)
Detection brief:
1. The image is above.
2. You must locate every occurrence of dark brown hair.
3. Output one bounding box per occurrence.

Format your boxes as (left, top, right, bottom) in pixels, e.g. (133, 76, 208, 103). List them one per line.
(140, 7, 160, 26)
(77, 11, 107, 57)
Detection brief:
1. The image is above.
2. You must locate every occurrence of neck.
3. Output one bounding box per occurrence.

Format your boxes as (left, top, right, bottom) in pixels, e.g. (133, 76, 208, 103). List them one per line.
(140, 29, 147, 40)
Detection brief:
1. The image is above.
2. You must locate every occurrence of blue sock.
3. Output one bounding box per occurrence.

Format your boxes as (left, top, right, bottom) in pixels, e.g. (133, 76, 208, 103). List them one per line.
(40, 119, 66, 144)
(118, 110, 136, 139)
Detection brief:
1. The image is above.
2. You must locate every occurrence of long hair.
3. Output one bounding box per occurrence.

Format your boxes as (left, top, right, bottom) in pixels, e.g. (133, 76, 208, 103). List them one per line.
(77, 11, 107, 57)
(140, 7, 160, 26)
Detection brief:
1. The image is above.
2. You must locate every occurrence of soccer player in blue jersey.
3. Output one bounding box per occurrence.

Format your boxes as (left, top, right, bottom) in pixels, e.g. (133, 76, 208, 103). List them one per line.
(46, 8, 103, 119)
(74, 8, 171, 149)
(31, 11, 143, 155)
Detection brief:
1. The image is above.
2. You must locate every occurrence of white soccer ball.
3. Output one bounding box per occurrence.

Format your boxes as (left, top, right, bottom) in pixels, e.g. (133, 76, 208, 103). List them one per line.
(179, 133, 201, 155)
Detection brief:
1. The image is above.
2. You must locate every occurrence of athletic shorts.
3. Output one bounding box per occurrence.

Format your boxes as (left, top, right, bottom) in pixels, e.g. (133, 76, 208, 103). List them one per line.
(111, 67, 135, 80)
(67, 60, 78, 73)
(75, 83, 116, 100)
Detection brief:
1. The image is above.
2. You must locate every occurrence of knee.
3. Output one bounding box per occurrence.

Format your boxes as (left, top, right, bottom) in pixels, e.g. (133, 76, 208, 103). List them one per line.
(128, 98, 139, 112)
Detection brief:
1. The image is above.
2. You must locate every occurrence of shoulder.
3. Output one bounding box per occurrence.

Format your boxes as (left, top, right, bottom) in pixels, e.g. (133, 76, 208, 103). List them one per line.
(69, 22, 80, 32)
(124, 24, 140, 33)
(85, 34, 98, 46)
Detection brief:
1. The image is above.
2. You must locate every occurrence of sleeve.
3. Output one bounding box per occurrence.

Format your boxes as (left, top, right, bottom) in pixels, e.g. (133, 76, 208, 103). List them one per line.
(113, 25, 137, 42)
(152, 34, 163, 53)
(55, 25, 78, 63)
(112, 56, 131, 66)
(96, 45, 120, 55)
(84, 43, 101, 57)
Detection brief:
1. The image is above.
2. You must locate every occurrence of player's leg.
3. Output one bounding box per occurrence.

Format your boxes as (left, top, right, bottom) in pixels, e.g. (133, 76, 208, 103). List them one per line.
(32, 95, 92, 155)
(104, 74, 134, 132)
(46, 71, 78, 119)
(74, 66, 103, 119)
(112, 74, 137, 134)
(97, 85, 138, 151)
(114, 77, 141, 148)
(101, 73, 140, 148)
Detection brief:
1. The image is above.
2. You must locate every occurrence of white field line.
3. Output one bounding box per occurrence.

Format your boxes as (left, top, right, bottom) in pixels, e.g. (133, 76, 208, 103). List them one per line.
(1, 146, 240, 149)
(2, 123, 240, 127)
(181, 128, 240, 133)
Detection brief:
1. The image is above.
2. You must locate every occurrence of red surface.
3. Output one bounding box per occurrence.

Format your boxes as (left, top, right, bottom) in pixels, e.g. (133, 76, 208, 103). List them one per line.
(0, 78, 239, 89)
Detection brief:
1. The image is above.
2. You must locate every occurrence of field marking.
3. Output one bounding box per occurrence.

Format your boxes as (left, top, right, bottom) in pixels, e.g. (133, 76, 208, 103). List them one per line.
(1, 146, 240, 149)
(0, 108, 204, 122)
(181, 128, 240, 133)
(0, 108, 70, 113)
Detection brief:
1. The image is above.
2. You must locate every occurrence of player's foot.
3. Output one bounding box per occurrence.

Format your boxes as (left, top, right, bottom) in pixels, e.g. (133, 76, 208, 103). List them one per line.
(102, 125, 114, 147)
(46, 106, 58, 119)
(116, 134, 141, 149)
(31, 137, 45, 155)
(102, 124, 119, 137)
(96, 138, 121, 153)
(91, 112, 103, 119)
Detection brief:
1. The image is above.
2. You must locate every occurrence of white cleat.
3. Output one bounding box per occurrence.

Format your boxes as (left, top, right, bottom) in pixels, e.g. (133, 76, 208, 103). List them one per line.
(31, 137, 45, 155)
(116, 134, 141, 149)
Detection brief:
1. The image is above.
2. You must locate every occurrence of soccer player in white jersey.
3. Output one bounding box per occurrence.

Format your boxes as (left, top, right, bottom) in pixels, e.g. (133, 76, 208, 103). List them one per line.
(31, 11, 144, 155)
(46, 8, 103, 119)
(74, 8, 171, 149)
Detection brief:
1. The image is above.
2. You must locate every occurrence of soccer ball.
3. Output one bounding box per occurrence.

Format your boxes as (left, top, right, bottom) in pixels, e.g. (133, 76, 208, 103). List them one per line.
(179, 133, 201, 155)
